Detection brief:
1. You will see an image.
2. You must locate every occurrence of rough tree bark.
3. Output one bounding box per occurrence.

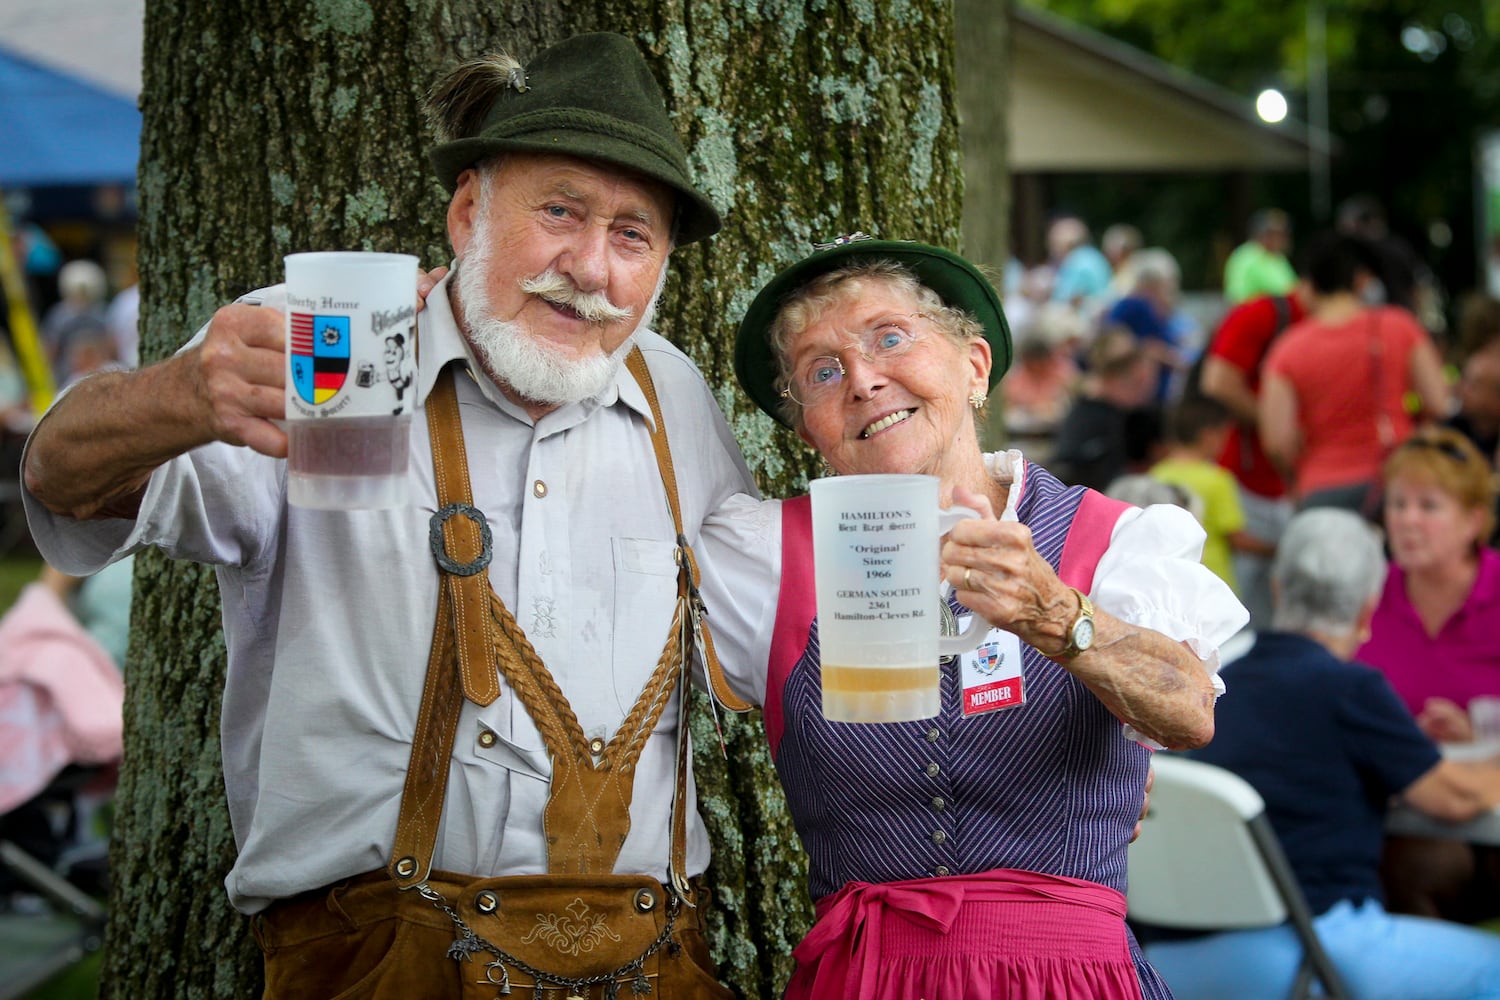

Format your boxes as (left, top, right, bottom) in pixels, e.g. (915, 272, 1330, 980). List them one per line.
(116, 2, 964, 997)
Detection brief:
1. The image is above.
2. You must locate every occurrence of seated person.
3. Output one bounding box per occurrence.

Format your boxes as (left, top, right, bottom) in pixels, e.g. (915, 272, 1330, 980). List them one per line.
(1356, 427, 1500, 924)
(1143, 508, 1500, 1000)
(1052, 328, 1161, 491)
(1000, 303, 1082, 437)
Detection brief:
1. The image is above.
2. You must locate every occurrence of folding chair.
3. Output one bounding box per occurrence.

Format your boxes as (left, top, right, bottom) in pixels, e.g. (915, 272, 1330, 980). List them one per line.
(1127, 754, 1350, 1000)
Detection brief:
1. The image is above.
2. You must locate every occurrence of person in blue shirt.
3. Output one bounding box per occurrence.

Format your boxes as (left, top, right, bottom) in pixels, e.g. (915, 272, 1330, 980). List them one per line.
(1047, 215, 1112, 311)
(1143, 508, 1500, 1000)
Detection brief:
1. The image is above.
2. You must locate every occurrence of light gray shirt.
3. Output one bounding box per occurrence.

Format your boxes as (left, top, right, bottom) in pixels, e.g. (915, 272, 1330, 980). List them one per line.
(24, 275, 758, 913)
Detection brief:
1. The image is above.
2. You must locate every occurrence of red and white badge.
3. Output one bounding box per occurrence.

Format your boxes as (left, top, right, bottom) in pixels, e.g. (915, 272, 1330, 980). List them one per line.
(960, 625, 1025, 716)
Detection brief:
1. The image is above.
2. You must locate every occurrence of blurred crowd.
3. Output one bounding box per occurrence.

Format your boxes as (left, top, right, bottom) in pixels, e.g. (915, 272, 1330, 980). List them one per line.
(0, 229, 136, 917)
(998, 201, 1500, 956)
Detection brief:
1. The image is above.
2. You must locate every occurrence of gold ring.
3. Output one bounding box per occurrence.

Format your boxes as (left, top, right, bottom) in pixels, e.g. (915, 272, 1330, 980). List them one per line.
(964, 567, 974, 590)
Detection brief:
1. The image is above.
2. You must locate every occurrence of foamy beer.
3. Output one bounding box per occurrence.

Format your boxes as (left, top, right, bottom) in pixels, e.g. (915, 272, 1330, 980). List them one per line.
(284, 252, 418, 509)
(810, 474, 987, 722)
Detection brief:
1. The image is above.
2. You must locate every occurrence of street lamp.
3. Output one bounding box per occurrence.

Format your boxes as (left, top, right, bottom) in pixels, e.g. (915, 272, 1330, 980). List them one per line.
(1256, 89, 1289, 124)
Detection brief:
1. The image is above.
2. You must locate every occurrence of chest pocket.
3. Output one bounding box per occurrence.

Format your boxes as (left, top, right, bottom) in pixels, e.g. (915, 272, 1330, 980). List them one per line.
(609, 537, 680, 710)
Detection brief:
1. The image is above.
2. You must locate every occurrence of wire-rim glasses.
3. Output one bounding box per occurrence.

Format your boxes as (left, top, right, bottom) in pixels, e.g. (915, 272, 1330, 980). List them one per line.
(779, 313, 926, 407)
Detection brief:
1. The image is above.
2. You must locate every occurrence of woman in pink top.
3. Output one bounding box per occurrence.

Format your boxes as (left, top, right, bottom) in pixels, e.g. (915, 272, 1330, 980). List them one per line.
(1356, 426, 1500, 924)
(1260, 232, 1449, 516)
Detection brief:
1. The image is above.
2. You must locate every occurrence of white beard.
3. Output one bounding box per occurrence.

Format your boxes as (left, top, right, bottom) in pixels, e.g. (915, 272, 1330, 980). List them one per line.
(455, 223, 658, 407)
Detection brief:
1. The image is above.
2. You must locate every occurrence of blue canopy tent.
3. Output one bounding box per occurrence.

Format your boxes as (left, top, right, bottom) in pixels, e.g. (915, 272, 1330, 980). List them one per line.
(0, 44, 140, 188)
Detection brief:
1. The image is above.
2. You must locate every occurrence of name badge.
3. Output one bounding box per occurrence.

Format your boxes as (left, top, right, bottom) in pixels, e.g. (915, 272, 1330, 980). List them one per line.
(960, 626, 1025, 716)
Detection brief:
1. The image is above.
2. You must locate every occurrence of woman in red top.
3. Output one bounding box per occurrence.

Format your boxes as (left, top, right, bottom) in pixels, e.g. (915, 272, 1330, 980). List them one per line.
(1259, 232, 1449, 517)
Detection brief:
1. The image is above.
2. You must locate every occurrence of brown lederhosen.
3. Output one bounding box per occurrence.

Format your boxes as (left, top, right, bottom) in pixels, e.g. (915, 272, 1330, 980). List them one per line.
(257, 354, 747, 998)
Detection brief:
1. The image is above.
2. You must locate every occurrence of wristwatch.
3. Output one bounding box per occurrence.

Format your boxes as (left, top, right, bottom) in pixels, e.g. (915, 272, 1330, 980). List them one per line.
(1052, 588, 1095, 659)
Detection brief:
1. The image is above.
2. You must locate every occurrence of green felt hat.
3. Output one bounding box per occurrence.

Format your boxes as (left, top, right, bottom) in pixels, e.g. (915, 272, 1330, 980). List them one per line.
(429, 33, 722, 246)
(734, 235, 1013, 427)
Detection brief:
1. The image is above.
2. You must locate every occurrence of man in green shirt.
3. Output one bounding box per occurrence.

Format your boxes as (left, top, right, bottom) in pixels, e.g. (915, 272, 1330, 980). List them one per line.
(1224, 209, 1297, 304)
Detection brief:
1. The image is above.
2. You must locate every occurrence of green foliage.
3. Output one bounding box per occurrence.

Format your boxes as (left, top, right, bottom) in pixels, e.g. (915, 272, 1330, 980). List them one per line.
(1024, 0, 1500, 307)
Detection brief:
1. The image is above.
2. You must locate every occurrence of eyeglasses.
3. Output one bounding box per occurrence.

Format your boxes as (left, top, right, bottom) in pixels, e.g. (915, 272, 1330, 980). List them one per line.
(779, 313, 926, 407)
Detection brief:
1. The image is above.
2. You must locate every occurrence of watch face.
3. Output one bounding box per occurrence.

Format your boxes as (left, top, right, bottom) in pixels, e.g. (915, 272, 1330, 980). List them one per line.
(1074, 617, 1096, 651)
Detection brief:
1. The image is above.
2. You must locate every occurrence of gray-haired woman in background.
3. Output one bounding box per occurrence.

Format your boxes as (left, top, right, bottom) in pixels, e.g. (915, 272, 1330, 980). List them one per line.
(1144, 508, 1500, 1000)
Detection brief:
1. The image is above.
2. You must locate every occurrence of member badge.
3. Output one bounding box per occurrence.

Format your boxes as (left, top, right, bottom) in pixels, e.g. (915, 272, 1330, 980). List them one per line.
(960, 627, 1025, 716)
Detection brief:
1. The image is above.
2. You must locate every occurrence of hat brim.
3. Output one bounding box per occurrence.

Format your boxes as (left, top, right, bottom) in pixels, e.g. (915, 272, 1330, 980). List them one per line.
(733, 240, 1013, 428)
(431, 134, 722, 247)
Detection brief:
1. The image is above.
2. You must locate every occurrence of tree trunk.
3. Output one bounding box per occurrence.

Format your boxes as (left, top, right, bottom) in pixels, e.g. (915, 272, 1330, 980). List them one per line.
(117, 2, 964, 996)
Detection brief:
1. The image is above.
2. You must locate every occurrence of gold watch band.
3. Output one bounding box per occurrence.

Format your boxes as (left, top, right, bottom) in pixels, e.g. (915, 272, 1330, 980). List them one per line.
(1050, 587, 1094, 660)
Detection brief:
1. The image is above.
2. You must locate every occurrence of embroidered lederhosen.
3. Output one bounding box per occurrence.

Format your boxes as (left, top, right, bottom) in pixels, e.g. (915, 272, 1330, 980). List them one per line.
(382, 353, 746, 998)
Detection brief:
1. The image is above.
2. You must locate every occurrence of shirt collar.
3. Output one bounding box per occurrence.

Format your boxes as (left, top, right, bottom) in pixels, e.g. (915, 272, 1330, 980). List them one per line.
(416, 266, 654, 430)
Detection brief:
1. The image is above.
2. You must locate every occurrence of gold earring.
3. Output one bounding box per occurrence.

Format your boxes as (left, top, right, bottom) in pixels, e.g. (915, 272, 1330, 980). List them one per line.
(969, 390, 987, 410)
(818, 460, 837, 478)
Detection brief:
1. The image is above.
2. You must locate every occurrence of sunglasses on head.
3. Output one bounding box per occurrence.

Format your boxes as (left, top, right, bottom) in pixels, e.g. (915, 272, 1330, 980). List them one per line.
(1399, 437, 1472, 464)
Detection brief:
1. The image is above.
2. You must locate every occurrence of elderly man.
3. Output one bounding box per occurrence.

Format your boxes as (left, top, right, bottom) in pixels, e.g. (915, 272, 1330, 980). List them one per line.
(23, 33, 749, 999)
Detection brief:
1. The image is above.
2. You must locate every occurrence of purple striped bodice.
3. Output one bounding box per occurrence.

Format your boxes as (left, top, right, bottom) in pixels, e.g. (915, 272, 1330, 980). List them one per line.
(772, 465, 1151, 901)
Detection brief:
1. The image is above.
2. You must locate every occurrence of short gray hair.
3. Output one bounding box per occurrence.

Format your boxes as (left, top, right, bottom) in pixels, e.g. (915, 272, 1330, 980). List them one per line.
(1270, 509, 1386, 635)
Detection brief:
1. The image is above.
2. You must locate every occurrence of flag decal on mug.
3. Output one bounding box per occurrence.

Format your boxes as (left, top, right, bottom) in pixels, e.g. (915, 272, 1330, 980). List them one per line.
(289, 312, 351, 404)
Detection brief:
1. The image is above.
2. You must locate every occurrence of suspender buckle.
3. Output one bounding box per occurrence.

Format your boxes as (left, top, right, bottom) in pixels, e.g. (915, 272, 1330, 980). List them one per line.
(429, 502, 494, 576)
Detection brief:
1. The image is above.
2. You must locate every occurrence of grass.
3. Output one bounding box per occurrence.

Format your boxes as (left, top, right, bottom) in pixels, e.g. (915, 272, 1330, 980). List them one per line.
(0, 552, 45, 608)
(19, 951, 101, 1000)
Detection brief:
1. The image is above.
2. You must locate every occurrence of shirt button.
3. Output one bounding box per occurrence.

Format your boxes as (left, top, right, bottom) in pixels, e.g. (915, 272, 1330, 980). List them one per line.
(478, 730, 497, 749)
(935, 865, 951, 877)
(931, 796, 946, 811)
(925, 762, 941, 778)
(925, 727, 941, 743)
(931, 830, 948, 845)
(533, 480, 548, 498)
(589, 737, 606, 755)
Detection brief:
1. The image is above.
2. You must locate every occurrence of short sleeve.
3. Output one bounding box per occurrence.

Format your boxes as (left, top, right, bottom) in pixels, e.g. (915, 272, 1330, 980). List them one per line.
(1208, 298, 1274, 372)
(1338, 664, 1443, 795)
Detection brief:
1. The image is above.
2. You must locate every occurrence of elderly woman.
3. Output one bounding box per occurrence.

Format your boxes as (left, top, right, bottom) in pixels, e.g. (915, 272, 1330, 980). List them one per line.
(702, 238, 1246, 999)
(1146, 509, 1500, 1000)
(1355, 426, 1500, 924)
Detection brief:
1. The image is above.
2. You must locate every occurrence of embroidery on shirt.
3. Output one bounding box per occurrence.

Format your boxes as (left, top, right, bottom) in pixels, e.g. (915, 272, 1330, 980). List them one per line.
(530, 596, 558, 638)
(520, 898, 622, 956)
(538, 549, 552, 577)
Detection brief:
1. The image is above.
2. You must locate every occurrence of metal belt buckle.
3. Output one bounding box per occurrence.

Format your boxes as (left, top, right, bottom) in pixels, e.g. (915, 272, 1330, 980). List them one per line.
(428, 502, 493, 576)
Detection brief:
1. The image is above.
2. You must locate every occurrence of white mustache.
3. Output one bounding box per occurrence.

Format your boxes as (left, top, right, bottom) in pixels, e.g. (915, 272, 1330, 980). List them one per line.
(520, 270, 634, 324)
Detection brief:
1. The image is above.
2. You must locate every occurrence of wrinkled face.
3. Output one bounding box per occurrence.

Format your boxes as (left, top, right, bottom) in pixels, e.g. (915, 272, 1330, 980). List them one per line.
(789, 281, 990, 480)
(448, 153, 674, 370)
(1383, 474, 1486, 573)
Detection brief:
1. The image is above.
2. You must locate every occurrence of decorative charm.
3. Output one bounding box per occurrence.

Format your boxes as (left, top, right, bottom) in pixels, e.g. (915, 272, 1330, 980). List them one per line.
(818, 460, 837, 479)
(449, 935, 484, 962)
(812, 231, 873, 251)
(507, 65, 529, 93)
(484, 958, 513, 994)
(969, 390, 987, 410)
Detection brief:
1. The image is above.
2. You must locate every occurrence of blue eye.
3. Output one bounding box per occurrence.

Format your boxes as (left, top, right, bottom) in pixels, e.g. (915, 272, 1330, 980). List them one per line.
(874, 328, 906, 352)
(546, 205, 569, 218)
(808, 362, 841, 386)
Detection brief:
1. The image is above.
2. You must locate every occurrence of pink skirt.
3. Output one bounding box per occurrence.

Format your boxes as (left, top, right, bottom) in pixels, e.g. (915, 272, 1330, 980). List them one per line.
(785, 868, 1144, 1000)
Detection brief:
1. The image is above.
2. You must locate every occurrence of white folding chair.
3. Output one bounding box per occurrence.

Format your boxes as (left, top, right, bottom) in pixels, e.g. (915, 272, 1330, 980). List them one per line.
(1128, 754, 1350, 1000)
